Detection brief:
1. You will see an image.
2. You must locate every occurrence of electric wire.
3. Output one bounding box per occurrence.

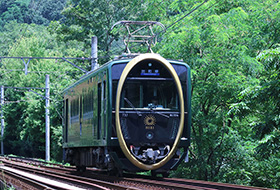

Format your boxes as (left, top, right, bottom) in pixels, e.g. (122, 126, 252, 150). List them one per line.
(0, 69, 82, 74)
(119, 0, 143, 21)
(0, 56, 90, 60)
(4, 86, 45, 90)
(2, 0, 217, 98)
(105, 0, 145, 57)
(152, 0, 166, 13)
(107, 0, 212, 55)
(157, 0, 209, 37)
(163, 0, 220, 36)
(0, 56, 90, 77)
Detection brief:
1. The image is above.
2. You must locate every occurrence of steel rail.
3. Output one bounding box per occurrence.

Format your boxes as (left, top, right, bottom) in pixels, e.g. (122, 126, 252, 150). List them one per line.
(1, 156, 272, 190)
(1, 159, 139, 190)
(0, 168, 55, 190)
(161, 178, 273, 190)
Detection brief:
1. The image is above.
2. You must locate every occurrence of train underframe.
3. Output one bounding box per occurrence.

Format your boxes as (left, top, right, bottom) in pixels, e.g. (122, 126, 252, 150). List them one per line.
(64, 145, 188, 177)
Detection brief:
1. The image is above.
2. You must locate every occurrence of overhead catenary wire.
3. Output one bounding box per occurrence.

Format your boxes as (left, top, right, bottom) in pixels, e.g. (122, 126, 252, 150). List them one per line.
(3, 99, 40, 104)
(4, 86, 45, 90)
(2, 85, 64, 120)
(0, 56, 92, 75)
(151, 0, 166, 13)
(0, 56, 91, 60)
(0, 69, 82, 74)
(108, 0, 213, 54)
(163, 0, 220, 36)
(119, 0, 145, 21)
(157, 0, 210, 37)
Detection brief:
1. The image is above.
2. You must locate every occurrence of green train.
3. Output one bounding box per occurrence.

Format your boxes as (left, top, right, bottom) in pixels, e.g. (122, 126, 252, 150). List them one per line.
(62, 53, 191, 176)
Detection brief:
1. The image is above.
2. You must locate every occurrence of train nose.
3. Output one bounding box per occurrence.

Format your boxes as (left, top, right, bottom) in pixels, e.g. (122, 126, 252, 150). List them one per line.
(116, 53, 185, 170)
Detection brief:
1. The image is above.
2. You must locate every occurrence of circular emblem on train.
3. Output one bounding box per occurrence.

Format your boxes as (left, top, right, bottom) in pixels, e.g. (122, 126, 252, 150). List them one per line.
(144, 115, 156, 129)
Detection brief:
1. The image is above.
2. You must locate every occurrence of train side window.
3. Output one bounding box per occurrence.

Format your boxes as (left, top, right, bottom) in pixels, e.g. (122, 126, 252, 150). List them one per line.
(70, 98, 79, 125)
(82, 90, 94, 120)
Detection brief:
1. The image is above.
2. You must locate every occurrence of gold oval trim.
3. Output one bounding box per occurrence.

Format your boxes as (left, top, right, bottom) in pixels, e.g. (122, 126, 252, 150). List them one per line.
(115, 53, 185, 170)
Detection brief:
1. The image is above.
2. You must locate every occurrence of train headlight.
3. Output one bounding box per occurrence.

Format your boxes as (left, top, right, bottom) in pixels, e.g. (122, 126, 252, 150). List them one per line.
(146, 131, 154, 140)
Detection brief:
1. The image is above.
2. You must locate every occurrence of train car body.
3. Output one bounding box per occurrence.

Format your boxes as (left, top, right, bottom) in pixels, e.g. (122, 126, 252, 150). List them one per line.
(62, 53, 191, 175)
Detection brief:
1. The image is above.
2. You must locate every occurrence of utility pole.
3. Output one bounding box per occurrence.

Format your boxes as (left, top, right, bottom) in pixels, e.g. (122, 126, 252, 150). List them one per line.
(91, 36, 99, 71)
(1, 41, 95, 159)
(1, 86, 4, 155)
(45, 75, 50, 161)
(0, 54, 92, 160)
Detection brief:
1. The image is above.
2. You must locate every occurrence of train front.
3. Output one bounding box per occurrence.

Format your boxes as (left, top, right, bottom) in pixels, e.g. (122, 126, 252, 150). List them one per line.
(112, 53, 191, 172)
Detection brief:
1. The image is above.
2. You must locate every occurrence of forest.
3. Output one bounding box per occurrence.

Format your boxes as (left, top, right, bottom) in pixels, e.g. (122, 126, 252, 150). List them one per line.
(0, 0, 279, 188)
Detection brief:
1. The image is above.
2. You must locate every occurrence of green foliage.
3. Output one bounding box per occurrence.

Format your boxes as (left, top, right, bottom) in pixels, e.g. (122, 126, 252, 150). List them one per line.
(252, 45, 280, 171)
(164, 0, 280, 188)
(48, 0, 137, 59)
(0, 23, 81, 160)
(0, 0, 280, 188)
(0, 0, 66, 30)
(250, 156, 280, 189)
(48, 0, 178, 61)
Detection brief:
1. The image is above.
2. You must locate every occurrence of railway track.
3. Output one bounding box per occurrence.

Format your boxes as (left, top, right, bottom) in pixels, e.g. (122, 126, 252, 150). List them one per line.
(0, 157, 138, 189)
(0, 156, 274, 190)
(119, 175, 273, 190)
(0, 167, 55, 190)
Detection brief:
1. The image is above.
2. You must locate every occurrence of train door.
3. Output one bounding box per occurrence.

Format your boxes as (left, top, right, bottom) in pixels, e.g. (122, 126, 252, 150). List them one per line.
(103, 80, 107, 139)
(64, 99, 69, 143)
(79, 96, 83, 136)
(97, 73, 107, 140)
(98, 83, 101, 139)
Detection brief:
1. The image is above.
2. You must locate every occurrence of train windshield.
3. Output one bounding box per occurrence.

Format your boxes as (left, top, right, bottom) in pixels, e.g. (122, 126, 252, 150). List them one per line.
(113, 78, 179, 110)
(111, 60, 188, 111)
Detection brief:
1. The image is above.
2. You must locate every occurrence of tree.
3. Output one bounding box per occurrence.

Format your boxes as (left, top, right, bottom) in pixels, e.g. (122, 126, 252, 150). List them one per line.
(255, 46, 280, 145)
(0, 23, 84, 160)
(163, 0, 279, 188)
(48, 0, 175, 61)
(0, 0, 66, 30)
(246, 46, 280, 188)
(1, 0, 280, 188)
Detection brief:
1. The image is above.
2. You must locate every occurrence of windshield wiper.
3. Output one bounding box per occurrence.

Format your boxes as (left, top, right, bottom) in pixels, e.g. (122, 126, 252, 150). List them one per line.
(124, 97, 142, 116)
(150, 108, 170, 118)
(147, 103, 170, 118)
(124, 98, 169, 118)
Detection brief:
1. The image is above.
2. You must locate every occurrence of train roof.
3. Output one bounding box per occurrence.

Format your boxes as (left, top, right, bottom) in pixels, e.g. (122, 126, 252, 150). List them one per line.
(62, 54, 190, 94)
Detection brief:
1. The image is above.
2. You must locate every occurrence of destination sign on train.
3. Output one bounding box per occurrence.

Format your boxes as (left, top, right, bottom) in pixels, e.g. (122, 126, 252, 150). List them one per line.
(140, 69, 160, 76)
